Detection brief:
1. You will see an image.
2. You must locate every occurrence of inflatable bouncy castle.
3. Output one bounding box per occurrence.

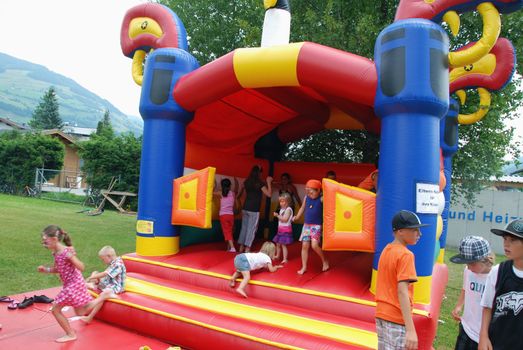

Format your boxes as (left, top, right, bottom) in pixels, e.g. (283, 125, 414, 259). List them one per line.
(91, 1, 522, 349)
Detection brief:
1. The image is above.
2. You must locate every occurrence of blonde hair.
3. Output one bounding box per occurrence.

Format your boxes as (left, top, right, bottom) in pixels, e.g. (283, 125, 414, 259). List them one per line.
(98, 245, 117, 258)
(259, 241, 276, 258)
(279, 192, 291, 205)
(42, 225, 72, 246)
(481, 252, 496, 267)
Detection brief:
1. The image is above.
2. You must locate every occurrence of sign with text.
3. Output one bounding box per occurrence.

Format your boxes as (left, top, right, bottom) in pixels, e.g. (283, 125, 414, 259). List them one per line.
(416, 183, 440, 214)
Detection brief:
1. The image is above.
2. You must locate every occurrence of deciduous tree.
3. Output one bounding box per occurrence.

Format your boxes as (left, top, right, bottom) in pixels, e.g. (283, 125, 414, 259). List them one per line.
(79, 133, 141, 208)
(158, 0, 522, 203)
(0, 131, 64, 193)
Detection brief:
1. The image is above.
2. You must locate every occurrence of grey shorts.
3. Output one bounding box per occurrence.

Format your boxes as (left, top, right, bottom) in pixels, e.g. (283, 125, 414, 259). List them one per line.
(238, 210, 259, 248)
(376, 318, 406, 350)
(234, 254, 250, 272)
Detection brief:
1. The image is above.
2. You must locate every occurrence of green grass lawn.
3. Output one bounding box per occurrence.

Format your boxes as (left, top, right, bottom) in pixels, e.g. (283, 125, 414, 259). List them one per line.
(0, 193, 136, 296)
(0, 193, 504, 349)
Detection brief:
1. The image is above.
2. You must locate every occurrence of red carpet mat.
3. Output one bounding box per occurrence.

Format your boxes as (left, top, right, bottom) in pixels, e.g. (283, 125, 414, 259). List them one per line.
(0, 287, 172, 349)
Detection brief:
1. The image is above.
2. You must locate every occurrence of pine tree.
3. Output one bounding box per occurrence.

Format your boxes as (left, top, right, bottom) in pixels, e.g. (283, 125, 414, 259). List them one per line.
(29, 87, 63, 130)
(95, 109, 115, 138)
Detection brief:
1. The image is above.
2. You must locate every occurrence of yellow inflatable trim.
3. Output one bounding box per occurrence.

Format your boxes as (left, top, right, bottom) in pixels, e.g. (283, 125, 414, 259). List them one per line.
(92, 288, 305, 350)
(233, 43, 303, 88)
(448, 2, 500, 68)
(122, 256, 429, 317)
(136, 236, 179, 257)
(458, 88, 491, 125)
(125, 276, 377, 349)
(371, 269, 433, 306)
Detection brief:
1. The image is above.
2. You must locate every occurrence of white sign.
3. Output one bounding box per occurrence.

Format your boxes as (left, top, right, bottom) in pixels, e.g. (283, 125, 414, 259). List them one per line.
(416, 183, 440, 214)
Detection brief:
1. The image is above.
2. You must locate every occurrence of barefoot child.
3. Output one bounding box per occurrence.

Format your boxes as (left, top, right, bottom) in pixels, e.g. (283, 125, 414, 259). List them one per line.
(37, 225, 112, 343)
(82, 245, 126, 323)
(272, 192, 294, 263)
(229, 241, 282, 297)
(214, 177, 239, 252)
(293, 179, 329, 274)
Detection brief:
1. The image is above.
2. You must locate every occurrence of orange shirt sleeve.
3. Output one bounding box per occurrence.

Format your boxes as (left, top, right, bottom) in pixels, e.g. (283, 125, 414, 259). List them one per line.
(397, 251, 417, 283)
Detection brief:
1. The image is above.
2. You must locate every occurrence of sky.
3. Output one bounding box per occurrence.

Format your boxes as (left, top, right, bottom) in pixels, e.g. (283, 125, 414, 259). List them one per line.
(0, 0, 147, 117)
(0, 1, 521, 155)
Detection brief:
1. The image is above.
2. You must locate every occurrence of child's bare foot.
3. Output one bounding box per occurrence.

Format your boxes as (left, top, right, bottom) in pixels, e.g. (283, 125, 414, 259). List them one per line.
(55, 334, 77, 343)
(107, 292, 120, 299)
(322, 261, 330, 272)
(236, 288, 248, 298)
(281, 259, 288, 264)
(229, 279, 236, 288)
(297, 268, 306, 275)
(79, 316, 93, 324)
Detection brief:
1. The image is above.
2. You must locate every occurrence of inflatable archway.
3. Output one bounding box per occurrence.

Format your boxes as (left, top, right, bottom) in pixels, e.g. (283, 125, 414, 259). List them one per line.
(105, 1, 522, 349)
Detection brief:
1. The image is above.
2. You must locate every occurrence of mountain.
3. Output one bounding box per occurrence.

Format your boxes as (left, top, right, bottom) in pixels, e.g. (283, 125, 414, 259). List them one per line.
(0, 52, 143, 134)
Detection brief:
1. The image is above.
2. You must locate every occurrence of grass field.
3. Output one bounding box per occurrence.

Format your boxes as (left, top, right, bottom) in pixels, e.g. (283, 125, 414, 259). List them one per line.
(0, 193, 504, 349)
(0, 194, 136, 296)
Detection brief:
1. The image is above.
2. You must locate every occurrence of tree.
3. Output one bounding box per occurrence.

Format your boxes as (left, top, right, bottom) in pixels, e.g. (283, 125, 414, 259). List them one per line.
(162, 0, 262, 65)
(79, 133, 142, 209)
(29, 86, 64, 130)
(158, 0, 523, 203)
(96, 109, 115, 139)
(0, 131, 64, 193)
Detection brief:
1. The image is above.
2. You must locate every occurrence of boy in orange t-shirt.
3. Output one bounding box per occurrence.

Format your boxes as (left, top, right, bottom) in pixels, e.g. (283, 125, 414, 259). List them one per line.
(375, 210, 428, 350)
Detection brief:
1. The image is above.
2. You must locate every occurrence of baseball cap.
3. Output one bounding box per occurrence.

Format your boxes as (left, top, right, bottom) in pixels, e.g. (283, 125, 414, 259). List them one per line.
(392, 210, 429, 231)
(450, 236, 491, 264)
(305, 179, 322, 189)
(491, 219, 523, 239)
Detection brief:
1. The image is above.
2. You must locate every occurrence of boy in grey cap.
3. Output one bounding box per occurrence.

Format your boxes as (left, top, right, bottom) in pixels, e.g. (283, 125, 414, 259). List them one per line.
(479, 219, 523, 350)
(450, 236, 494, 350)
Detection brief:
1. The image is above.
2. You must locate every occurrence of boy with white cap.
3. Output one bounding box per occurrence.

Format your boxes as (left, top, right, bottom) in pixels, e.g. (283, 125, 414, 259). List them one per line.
(450, 236, 494, 350)
(478, 219, 523, 350)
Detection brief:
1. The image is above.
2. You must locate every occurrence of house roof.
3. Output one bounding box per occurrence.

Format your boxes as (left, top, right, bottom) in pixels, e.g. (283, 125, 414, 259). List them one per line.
(0, 117, 30, 130)
(41, 129, 78, 145)
(62, 125, 96, 137)
(491, 175, 523, 184)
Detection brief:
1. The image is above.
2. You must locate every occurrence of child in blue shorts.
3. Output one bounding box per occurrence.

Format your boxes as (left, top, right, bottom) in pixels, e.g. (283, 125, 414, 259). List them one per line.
(229, 242, 282, 298)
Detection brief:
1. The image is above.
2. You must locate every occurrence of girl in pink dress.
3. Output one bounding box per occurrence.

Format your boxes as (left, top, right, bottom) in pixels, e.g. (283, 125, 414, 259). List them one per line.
(37, 225, 105, 343)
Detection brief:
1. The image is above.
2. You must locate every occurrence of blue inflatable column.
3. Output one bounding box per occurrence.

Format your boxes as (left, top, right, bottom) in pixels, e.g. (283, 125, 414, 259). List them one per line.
(438, 99, 459, 261)
(136, 48, 199, 256)
(372, 19, 449, 304)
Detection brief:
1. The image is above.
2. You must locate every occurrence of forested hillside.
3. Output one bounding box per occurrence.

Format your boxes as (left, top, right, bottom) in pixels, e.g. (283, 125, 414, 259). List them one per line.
(0, 52, 142, 134)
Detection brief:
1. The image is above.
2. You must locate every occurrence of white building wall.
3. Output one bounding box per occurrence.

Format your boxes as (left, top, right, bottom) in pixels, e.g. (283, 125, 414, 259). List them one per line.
(447, 190, 523, 254)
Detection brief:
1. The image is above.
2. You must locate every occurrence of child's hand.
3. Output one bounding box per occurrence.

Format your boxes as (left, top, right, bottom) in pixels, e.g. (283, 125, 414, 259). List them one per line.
(266, 176, 273, 183)
(273, 212, 279, 218)
(451, 305, 462, 321)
